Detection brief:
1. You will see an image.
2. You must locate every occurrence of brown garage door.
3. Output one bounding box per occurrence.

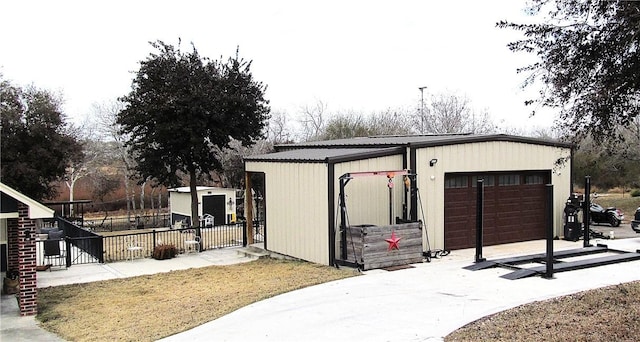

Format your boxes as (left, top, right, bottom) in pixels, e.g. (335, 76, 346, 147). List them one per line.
(444, 172, 549, 250)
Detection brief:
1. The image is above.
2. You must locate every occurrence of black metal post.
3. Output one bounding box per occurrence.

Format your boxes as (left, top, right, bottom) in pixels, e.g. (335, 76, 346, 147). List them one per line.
(543, 184, 554, 279)
(98, 236, 104, 263)
(475, 179, 486, 263)
(583, 176, 591, 247)
(65, 238, 72, 268)
(388, 178, 393, 225)
(339, 177, 349, 261)
(242, 221, 247, 247)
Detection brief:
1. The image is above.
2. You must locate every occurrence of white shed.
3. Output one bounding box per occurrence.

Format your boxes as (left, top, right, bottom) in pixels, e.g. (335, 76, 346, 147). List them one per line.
(245, 134, 573, 266)
(168, 186, 237, 227)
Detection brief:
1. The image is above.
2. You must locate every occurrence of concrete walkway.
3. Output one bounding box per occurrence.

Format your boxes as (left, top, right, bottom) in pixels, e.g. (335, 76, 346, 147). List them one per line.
(2, 238, 640, 341)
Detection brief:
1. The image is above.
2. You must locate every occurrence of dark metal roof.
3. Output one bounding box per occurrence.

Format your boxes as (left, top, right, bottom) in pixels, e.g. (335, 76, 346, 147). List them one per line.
(275, 134, 573, 150)
(245, 147, 404, 164)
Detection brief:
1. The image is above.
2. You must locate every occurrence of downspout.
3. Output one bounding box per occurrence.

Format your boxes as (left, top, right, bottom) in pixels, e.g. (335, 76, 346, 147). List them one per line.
(409, 147, 418, 221)
(327, 161, 335, 266)
(402, 147, 408, 220)
(570, 146, 575, 194)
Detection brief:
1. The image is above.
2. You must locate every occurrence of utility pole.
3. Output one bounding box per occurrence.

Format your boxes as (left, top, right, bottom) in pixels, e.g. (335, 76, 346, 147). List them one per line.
(419, 86, 427, 134)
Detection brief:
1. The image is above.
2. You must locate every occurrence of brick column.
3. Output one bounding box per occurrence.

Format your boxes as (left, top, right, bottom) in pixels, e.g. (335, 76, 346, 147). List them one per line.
(17, 202, 38, 316)
(7, 218, 19, 272)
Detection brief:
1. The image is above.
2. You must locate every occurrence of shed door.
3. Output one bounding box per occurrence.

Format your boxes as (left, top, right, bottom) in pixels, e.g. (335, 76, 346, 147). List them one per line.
(444, 172, 548, 250)
(202, 195, 226, 226)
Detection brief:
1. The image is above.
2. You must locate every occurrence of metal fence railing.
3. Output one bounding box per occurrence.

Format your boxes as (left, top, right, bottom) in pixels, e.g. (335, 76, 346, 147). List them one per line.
(84, 214, 170, 232)
(36, 219, 263, 266)
(36, 237, 103, 268)
(101, 223, 248, 262)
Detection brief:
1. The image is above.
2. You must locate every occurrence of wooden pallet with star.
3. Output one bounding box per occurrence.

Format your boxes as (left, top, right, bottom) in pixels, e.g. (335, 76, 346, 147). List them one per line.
(345, 222, 423, 270)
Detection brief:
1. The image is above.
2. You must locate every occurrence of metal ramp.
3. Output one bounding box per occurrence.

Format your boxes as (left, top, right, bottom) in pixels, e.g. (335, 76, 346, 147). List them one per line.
(464, 245, 640, 280)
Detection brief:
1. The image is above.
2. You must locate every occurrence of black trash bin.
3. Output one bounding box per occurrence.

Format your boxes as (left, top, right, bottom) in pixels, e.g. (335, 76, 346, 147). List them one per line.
(563, 194, 583, 241)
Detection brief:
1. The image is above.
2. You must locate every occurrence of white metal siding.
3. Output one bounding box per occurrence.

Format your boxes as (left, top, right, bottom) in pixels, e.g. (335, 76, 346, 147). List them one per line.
(170, 192, 192, 216)
(333, 155, 405, 260)
(170, 188, 237, 223)
(246, 161, 329, 265)
(333, 155, 406, 226)
(415, 141, 572, 251)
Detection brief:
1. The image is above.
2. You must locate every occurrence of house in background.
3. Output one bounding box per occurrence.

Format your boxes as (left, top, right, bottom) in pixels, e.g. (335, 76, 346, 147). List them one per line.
(244, 134, 573, 266)
(1, 182, 55, 316)
(168, 186, 237, 227)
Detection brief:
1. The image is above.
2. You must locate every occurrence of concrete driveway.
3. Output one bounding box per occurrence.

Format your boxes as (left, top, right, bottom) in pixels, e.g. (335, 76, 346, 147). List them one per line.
(159, 238, 640, 342)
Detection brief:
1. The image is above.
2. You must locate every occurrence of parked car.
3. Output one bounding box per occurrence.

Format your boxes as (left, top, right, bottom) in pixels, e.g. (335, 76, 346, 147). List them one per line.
(632, 206, 640, 233)
(589, 202, 623, 227)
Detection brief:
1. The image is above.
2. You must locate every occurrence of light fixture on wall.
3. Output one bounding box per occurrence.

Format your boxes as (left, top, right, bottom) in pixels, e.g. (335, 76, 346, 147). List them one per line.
(429, 158, 438, 167)
(227, 198, 235, 210)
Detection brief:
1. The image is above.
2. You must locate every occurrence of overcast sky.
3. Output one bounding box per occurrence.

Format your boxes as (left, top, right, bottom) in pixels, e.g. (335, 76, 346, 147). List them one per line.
(1, 0, 554, 131)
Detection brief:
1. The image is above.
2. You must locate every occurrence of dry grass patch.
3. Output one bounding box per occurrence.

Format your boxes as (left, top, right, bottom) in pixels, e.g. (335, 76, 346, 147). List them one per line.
(595, 195, 640, 221)
(37, 258, 358, 341)
(446, 280, 640, 342)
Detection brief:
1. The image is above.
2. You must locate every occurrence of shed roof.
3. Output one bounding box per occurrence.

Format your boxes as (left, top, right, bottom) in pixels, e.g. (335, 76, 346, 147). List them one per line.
(275, 134, 573, 150)
(245, 147, 404, 163)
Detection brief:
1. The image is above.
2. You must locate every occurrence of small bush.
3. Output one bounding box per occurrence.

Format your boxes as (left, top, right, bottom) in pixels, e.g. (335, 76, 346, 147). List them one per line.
(152, 244, 177, 260)
(630, 189, 640, 197)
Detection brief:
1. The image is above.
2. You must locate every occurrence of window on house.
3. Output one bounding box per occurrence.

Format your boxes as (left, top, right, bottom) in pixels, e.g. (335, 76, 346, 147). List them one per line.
(498, 174, 520, 186)
(525, 175, 545, 184)
(445, 175, 468, 189)
(472, 175, 495, 187)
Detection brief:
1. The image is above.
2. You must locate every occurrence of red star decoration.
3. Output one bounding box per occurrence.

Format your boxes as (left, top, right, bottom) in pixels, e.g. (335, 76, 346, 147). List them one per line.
(385, 231, 402, 251)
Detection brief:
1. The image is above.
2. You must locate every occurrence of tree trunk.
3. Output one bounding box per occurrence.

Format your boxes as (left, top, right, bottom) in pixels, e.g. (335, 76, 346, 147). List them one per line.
(124, 173, 132, 222)
(140, 180, 146, 214)
(189, 169, 202, 251)
(150, 186, 156, 212)
(66, 179, 76, 217)
(189, 170, 200, 228)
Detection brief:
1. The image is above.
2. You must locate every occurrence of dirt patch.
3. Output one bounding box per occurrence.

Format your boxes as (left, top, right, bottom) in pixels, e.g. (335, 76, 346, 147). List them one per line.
(37, 258, 358, 341)
(446, 280, 640, 342)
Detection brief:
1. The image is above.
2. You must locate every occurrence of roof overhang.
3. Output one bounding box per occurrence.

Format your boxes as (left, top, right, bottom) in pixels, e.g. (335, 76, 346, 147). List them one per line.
(0, 182, 55, 219)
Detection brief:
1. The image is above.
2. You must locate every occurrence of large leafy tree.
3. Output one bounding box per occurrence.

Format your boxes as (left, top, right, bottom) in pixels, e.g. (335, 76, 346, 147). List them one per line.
(498, 1, 640, 144)
(117, 41, 269, 228)
(1, 76, 82, 200)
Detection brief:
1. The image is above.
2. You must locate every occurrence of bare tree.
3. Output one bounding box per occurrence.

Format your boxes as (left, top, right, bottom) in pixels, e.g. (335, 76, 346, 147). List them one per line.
(89, 171, 120, 227)
(498, 124, 562, 139)
(63, 120, 103, 216)
(419, 93, 496, 134)
(91, 99, 139, 221)
(298, 100, 327, 141)
(366, 108, 415, 136)
(266, 110, 294, 144)
(214, 138, 273, 189)
(319, 108, 414, 140)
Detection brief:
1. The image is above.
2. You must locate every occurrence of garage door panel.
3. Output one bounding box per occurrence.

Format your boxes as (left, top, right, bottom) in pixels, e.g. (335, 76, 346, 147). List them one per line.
(444, 172, 548, 250)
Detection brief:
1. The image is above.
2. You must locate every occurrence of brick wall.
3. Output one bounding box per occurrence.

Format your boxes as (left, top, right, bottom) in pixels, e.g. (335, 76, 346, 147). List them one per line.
(7, 217, 18, 272)
(17, 202, 38, 316)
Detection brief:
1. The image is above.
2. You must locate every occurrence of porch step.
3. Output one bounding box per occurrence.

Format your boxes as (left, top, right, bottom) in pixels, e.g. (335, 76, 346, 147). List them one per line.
(237, 246, 270, 259)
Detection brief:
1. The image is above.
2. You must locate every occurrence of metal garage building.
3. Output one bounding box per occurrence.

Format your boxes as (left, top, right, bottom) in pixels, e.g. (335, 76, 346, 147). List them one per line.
(244, 134, 573, 266)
